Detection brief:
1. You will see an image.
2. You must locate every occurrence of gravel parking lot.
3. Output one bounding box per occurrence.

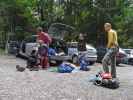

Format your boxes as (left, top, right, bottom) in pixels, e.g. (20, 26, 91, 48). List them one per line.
(0, 55, 133, 100)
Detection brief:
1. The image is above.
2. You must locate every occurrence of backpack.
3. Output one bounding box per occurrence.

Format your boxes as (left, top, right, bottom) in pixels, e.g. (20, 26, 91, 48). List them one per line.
(58, 63, 75, 73)
(48, 48, 56, 56)
(94, 72, 120, 89)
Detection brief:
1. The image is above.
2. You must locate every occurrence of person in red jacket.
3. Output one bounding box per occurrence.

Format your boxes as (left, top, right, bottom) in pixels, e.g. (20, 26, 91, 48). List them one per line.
(37, 27, 52, 45)
(37, 27, 52, 69)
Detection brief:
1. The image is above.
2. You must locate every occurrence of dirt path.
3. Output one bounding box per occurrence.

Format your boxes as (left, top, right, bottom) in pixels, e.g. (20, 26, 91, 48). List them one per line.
(0, 55, 133, 100)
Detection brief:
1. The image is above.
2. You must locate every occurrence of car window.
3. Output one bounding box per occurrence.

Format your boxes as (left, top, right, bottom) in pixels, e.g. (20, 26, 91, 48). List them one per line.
(97, 48, 106, 51)
(131, 50, 133, 55)
(124, 50, 131, 54)
(25, 36, 37, 43)
(97, 48, 106, 55)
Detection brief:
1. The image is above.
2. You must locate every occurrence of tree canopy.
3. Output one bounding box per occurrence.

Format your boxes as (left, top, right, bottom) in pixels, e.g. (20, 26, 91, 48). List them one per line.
(0, 0, 133, 48)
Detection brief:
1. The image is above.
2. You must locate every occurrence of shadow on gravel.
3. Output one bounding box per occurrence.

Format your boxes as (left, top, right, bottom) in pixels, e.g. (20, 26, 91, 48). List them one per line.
(117, 64, 132, 67)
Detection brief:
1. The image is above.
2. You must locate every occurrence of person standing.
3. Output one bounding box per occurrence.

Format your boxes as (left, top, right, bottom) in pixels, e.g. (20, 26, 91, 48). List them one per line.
(37, 27, 52, 69)
(102, 23, 119, 78)
(78, 33, 86, 51)
(37, 27, 52, 46)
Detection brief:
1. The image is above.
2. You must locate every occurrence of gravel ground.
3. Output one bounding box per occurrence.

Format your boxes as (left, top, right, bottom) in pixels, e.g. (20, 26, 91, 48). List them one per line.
(0, 55, 133, 100)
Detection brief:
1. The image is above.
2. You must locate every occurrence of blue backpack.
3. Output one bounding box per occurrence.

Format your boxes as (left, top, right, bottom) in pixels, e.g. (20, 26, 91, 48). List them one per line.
(58, 63, 75, 73)
(48, 48, 56, 56)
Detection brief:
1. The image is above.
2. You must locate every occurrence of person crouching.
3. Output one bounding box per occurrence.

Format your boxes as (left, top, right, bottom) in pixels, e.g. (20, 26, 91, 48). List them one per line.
(27, 50, 39, 71)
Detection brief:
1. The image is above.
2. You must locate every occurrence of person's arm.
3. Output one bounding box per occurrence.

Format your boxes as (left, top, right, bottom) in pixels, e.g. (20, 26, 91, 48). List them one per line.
(107, 32, 113, 48)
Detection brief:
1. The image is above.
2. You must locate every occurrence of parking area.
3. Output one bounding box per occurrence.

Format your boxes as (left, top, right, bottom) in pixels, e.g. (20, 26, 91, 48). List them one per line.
(0, 55, 133, 100)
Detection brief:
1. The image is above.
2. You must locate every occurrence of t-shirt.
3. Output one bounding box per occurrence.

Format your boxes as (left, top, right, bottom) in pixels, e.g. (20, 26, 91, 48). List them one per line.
(107, 29, 118, 48)
(37, 32, 52, 45)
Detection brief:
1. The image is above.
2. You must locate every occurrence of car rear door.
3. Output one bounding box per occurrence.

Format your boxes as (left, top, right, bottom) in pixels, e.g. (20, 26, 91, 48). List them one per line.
(25, 36, 38, 56)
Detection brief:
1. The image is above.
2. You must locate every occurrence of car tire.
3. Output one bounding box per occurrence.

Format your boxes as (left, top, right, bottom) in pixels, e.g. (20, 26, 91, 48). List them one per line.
(56, 61, 63, 65)
(72, 55, 79, 64)
(128, 58, 133, 65)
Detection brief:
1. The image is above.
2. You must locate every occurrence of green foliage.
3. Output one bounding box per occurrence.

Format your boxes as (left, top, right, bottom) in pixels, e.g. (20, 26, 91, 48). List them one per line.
(0, 0, 37, 42)
(0, 48, 5, 55)
(0, 0, 133, 48)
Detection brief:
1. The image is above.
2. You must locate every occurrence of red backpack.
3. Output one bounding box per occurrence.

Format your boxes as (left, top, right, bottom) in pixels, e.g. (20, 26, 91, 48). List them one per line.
(100, 72, 112, 79)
